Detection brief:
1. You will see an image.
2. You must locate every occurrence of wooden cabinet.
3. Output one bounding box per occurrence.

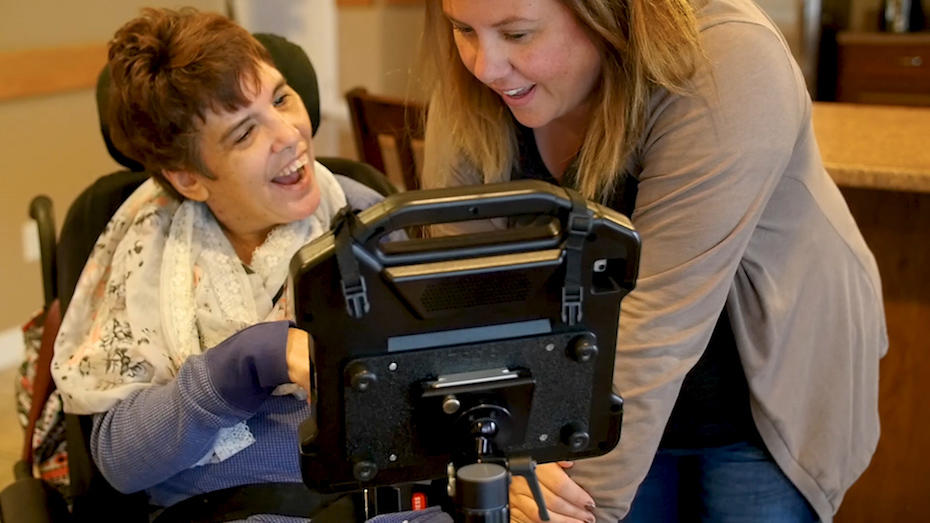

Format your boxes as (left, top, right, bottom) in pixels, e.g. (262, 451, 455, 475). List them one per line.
(836, 32, 930, 106)
(834, 188, 930, 522)
(811, 103, 930, 521)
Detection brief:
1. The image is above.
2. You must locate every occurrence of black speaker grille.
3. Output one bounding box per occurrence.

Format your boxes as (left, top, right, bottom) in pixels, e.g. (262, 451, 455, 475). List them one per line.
(420, 272, 532, 312)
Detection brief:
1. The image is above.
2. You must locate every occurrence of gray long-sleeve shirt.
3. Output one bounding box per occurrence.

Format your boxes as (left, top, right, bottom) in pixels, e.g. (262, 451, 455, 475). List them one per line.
(423, 0, 887, 520)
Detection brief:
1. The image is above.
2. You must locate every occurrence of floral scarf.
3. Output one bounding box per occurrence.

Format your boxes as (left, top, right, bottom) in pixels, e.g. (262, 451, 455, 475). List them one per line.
(52, 161, 345, 464)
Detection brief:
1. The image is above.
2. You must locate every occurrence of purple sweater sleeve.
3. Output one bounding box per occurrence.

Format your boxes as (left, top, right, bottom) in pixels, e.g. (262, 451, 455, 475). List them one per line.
(90, 321, 292, 493)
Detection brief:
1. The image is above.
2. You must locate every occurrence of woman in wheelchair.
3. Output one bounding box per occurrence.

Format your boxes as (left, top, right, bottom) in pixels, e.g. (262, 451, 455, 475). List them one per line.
(48, 8, 394, 521)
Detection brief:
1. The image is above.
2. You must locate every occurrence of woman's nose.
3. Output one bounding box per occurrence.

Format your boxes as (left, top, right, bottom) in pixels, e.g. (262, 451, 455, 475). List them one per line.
(270, 113, 301, 153)
(471, 41, 509, 86)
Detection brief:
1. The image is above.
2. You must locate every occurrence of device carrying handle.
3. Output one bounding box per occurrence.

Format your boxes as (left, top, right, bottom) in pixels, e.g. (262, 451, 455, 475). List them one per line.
(355, 180, 579, 248)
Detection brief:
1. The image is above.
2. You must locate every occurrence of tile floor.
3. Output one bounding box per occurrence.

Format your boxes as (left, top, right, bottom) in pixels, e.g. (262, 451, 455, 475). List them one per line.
(0, 365, 22, 489)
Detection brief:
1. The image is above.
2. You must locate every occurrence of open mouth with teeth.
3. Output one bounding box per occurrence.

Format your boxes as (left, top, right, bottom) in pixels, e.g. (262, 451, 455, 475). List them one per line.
(502, 84, 535, 99)
(272, 154, 310, 186)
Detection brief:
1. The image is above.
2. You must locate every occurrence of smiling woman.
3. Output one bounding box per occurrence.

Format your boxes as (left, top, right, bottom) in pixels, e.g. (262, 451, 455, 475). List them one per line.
(443, 0, 601, 175)
(45, 7, 398, 521)
(161, 62, 321, 263)
(102, 9, 323, 264)
(420, 0, 887, 522)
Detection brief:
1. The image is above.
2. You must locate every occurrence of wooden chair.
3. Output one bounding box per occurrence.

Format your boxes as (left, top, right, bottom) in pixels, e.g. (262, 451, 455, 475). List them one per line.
(345, 87, 426, 191)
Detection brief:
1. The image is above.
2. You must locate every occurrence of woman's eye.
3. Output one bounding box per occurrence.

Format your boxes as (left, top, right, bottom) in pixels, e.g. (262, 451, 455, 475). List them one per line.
(273, 93, 289, 107)
(452, 24, 474, 36)
(235, 125, 254, 144)
(504, 32, 528, 41)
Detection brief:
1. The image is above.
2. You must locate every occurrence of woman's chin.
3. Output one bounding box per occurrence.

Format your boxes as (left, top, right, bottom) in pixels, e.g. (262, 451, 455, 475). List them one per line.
(290, 189, 323, 223)
(510, 109, 552, 130)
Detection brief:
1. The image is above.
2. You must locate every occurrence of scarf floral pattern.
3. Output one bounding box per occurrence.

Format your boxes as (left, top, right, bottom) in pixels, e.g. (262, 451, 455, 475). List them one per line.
(52, 161, 346, 463)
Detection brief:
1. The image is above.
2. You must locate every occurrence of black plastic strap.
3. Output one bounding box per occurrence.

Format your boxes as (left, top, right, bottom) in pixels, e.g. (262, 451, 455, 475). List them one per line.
(151, 482, 348, 523)
(332, 205, 370, 319)
(562, 190, 591, 326)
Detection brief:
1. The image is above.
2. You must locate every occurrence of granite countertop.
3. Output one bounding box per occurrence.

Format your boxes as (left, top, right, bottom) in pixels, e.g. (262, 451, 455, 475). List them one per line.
(812, 102, 930, 194)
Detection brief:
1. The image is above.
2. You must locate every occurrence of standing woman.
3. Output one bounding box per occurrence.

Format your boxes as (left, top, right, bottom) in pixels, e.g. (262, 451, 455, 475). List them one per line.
(420, 0, 888, 521)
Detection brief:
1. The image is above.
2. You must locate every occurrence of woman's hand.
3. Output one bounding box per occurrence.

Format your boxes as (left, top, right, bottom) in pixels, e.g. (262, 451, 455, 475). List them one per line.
(286, 327, 312, 398)
(510, 461, 595, 523)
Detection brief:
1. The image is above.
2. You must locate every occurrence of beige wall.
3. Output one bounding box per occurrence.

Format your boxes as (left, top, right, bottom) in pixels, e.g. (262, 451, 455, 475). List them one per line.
(0, 91, 119, 326)
(0, 0, 425, 333)
(338, 1, 425, 100)
(0, 1, 225, 332)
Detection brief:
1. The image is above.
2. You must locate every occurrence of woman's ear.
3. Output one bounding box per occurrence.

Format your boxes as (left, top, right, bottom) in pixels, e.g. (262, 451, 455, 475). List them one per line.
(162, 169, 209, 202)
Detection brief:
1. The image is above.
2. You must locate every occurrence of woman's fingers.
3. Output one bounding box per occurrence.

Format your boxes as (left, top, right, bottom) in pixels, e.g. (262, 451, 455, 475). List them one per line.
(285, 327, 312, 397)
(536, 462, 595, 511)
(510, 491, 594, 523)
(509, 462, 595, 522)
(510, 479, 594, 522)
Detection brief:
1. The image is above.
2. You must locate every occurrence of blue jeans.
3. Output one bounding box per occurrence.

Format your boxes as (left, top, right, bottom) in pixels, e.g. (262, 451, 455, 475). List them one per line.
(622, 440, 818, 523)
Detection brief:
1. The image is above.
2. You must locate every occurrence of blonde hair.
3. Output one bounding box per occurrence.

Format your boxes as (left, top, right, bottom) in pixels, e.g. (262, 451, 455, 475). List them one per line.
(420, 0, 705, 202)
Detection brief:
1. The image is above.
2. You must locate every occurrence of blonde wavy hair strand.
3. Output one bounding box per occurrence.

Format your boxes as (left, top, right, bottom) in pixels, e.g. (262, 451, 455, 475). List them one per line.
(420, 0, 705, 202)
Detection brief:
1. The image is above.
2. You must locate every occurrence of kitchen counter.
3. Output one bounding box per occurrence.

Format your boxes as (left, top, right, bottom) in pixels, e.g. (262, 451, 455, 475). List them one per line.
(812, 102, 930, 193)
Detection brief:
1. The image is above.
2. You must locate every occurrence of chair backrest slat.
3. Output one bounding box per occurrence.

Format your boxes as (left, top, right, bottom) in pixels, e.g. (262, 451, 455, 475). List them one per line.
(346, 87, 426, 192)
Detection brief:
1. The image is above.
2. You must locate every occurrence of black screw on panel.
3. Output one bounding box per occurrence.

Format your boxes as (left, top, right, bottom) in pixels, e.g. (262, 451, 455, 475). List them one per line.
(562, 424, 591, 452)
(570, 335, 598, 363)
(354, 460, 378, 481)
(347, 363, 377, 392)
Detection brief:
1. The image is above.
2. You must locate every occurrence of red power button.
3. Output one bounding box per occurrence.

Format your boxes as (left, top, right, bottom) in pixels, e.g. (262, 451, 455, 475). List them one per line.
(411, 492, 427, 511)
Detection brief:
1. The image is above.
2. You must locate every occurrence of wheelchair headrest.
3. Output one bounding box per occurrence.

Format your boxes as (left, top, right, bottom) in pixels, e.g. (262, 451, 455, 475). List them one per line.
(96, 32, 321, 170)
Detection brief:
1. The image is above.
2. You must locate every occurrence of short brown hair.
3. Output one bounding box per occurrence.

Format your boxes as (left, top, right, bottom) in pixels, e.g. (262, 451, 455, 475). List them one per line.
(105, 7, 271, 178)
